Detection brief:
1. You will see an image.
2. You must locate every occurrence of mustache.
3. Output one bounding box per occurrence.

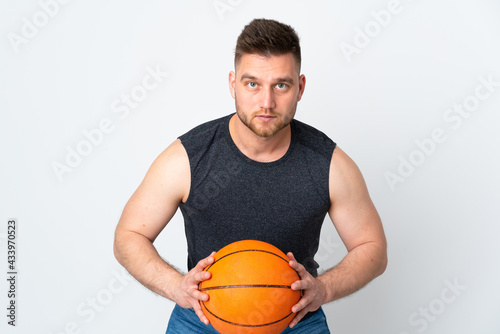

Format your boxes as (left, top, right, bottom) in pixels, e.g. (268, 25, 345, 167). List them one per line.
(253, 110, 277, 116)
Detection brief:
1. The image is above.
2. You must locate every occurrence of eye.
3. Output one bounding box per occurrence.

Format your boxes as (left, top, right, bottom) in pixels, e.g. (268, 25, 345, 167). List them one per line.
(276, 83, 287, 90)
(247, 82, 257, 88)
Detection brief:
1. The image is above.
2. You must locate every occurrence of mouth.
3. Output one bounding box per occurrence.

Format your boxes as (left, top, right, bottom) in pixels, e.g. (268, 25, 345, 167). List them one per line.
(255, 114, 277, 123)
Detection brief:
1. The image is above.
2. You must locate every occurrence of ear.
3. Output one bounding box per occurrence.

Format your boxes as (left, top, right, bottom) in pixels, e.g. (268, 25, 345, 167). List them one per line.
(297, 74, 306, 101)
(229, 71, 236, 99)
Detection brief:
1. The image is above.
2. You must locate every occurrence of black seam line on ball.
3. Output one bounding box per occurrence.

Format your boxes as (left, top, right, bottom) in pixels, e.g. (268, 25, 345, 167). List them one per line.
(205, 249, 289, 271)
(201, 301, 295, 328)
(199, 284, 292, 291)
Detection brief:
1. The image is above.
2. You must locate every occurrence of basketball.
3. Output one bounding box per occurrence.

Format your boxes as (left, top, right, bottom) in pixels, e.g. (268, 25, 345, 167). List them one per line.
(199, 239, 301, 334)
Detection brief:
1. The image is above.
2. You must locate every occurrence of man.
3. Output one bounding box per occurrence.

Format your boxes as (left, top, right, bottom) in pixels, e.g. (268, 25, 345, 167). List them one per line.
(114, 18, 387, 333)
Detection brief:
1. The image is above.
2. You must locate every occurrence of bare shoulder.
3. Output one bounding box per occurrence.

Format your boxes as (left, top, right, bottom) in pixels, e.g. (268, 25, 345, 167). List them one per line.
(328, 146, 384, 251)
(116, 139, 190, 241)
(142, 138, 191, 203)
(329, 146, 369, 199)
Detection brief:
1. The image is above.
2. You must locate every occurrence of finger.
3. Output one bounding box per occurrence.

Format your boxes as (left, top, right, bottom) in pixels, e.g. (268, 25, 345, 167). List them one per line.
(289, 260, 306, 274)
(291, 294, 312, 313)
(192, 270, 211, 283)
(189, 287, 210, 302)
(193, 302, 210, 325)
(287, 252, 307, 273)
(184, 271, 210, 290)
(289, 308, 309, 328)
(195, 252, 216, 271)
(291, 279, 311, 291)
(287, 260, 310, 291)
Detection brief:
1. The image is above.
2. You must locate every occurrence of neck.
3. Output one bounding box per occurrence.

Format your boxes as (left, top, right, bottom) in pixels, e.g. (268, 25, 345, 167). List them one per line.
(229, 114, 291, 163)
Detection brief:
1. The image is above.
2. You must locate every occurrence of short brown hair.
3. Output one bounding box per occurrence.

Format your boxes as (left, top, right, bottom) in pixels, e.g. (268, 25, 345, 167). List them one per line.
(234, 18, 301, 71)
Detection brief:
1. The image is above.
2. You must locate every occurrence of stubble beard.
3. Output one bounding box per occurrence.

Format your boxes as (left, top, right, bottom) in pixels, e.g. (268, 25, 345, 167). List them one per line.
(234, 102, 297, 138)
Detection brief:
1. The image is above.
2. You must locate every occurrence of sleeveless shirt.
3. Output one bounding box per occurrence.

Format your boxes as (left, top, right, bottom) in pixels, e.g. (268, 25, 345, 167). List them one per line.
(178, 114, 336, 277)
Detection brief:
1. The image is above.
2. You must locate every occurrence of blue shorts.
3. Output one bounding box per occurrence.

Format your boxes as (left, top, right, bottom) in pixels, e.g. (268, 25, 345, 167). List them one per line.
(166, 304, 330, 333)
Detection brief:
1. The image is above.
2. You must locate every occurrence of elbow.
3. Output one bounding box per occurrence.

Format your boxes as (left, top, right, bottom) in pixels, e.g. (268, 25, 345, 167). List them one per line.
(376, 242, 388, 277)
(113, 229, 125, 265)
(378, 251, 388, 276)
(113, 241, 120, 263)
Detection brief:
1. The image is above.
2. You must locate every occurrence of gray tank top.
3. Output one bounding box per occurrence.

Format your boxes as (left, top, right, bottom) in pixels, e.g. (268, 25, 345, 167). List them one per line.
(179, 114, 336, 276)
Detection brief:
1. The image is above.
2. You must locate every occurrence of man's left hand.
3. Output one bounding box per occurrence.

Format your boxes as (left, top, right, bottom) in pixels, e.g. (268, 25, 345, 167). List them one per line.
(287, 252, 327, 328)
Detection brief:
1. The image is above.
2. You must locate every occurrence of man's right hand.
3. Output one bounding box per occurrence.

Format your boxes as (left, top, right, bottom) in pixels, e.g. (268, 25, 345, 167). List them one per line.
(172, 252, 216, 325)
(114, 140, 218, 324)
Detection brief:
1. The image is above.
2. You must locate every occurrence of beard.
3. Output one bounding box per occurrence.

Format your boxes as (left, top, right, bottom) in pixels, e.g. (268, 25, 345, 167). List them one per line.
(235, 102, 297, 138)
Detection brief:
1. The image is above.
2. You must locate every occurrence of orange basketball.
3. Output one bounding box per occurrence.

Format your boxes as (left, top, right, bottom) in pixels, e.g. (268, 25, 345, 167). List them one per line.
(199, 240, 301, 334)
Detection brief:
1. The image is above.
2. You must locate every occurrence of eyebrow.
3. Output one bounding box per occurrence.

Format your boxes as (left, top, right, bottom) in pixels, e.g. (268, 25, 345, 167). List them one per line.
(240, 74, 295, 85)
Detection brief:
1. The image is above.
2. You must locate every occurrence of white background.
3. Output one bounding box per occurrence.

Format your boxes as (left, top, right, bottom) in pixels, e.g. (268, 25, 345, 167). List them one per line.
(1, 1, 499, 333)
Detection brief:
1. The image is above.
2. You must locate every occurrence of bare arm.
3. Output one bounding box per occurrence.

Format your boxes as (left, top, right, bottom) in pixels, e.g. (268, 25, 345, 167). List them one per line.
(288, 146, 387, 327)
(319, 146, 387, 301)
(113, 139, 214, 324)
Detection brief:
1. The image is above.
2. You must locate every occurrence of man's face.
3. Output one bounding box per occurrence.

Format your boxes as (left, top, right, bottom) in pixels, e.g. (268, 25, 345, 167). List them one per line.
(229, 53, 306, 138)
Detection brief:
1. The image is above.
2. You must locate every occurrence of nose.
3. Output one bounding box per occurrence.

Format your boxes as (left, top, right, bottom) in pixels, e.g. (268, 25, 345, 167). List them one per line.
(259, 86, 276, 110)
